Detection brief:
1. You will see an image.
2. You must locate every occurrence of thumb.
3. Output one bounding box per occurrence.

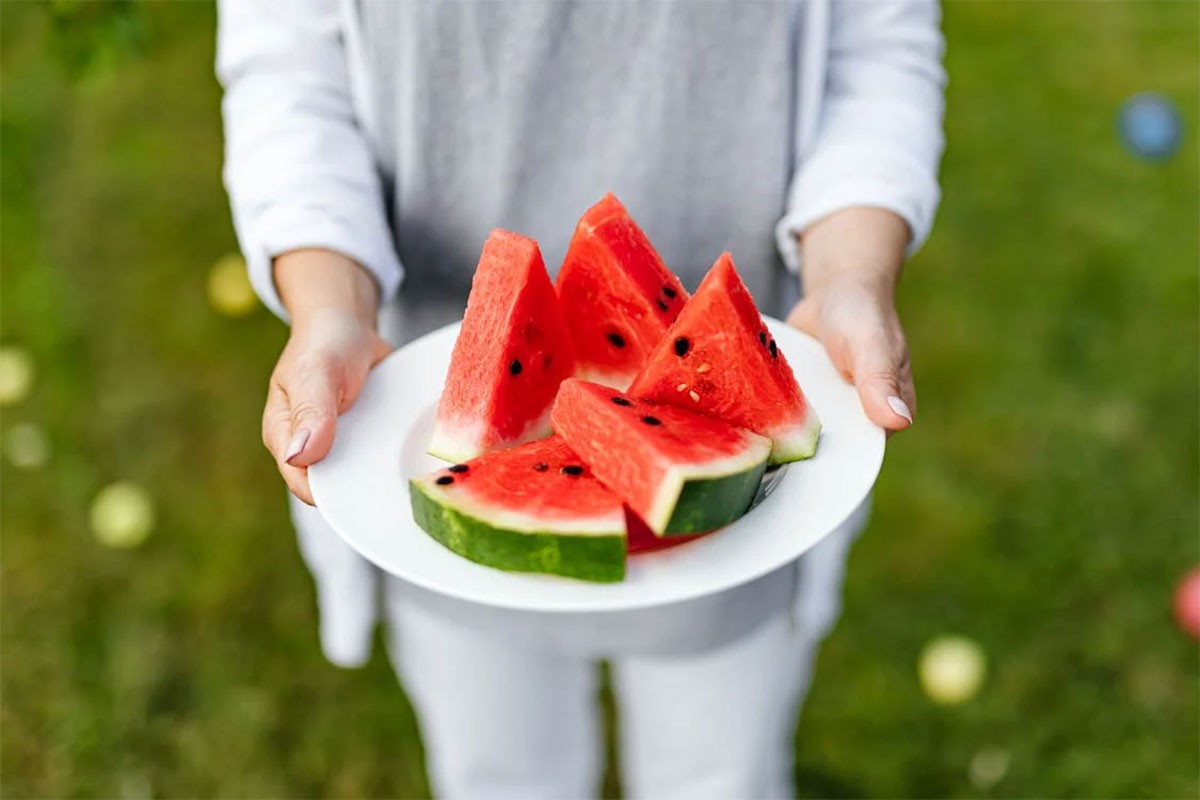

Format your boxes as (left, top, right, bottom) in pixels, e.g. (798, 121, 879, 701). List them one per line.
(851, 335, 914, 432)
(786, 296, 818, 338)
(282, 361, 341, 468)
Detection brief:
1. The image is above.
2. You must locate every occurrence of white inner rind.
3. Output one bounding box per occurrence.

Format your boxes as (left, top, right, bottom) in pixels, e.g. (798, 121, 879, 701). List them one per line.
(768, 407, 823, 463)
(428, 409, 553, 464)
(427, 419, 486, 464)
(643, 430, 772, 533)
(575, 367, 635, 392)
(415, 479, 625, 536)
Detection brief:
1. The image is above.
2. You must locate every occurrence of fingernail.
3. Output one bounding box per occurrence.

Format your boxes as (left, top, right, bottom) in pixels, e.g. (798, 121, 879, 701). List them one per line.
(887, 396, 913, 424)
(284, 428, 311, 464)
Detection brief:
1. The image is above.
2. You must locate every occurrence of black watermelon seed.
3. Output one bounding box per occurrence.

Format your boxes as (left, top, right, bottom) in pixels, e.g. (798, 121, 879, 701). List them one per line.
(607, 332, 626, 348)
(611, 397, 633, 407)
(656, 299, 669, 312)
(674, 337, 690, 356)
(759, 331, 767, 346)
(448, 464, 469, 473)
(662, 286, 678, 299)
(509, 359, 523, 375)
(532, 462, 549, 472)
(769, 340, 778, 358)
(436, 475, 455, 485)
(561, 465, 584, 476)
(641, 415, 662, 426)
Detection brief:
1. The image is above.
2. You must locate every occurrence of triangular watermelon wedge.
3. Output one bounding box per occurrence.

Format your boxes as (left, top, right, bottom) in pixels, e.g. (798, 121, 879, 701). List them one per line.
(429, 229, 577, 462)
(551, 378, 770, 535)
(627, 252, 821, 464)
(555, 194, 689, 390)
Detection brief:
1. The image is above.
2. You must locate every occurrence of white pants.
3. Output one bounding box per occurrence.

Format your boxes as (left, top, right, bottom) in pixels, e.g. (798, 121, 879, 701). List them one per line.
(292, 495, 866, 799)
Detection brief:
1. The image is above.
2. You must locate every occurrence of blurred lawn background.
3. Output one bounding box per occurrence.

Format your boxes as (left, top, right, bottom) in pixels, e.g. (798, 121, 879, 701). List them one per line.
(2, 2, 1197, 798)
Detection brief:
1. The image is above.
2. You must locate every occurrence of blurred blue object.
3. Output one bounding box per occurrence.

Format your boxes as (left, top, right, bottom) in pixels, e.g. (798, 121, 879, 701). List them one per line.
(1117, 92, 1183, 161)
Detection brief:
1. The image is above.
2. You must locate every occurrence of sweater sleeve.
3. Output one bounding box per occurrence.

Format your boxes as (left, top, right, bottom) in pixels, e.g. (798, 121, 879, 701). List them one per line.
(776, 0, 947, 273)
(216, 0, 402, 321)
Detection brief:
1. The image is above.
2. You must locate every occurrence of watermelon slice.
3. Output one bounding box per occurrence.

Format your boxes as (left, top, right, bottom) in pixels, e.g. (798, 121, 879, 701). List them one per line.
(429, 229, 577, 463)
(550, 378, 770, 536)
(555, 194, 689, 389)
(410, 436, 627, 583)
(627, 253, 821, 464)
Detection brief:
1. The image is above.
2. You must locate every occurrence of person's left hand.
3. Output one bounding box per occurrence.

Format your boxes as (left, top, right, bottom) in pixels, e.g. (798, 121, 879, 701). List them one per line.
(787, 271, 914, 433)
(785, 207, 916, 434)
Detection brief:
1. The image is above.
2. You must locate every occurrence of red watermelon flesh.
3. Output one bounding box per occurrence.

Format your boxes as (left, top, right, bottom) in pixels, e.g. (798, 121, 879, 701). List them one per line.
(551, 378, 770, 535)
(555, 194, 689, 390)
(410, 436, 626, 582)
(429, 229, 577, 463)
(627, 252, 821, 464)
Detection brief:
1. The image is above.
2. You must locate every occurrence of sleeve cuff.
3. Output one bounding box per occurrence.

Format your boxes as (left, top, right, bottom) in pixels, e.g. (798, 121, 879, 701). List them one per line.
(774, 144, 941, 274)
(239, 205, 404, 322)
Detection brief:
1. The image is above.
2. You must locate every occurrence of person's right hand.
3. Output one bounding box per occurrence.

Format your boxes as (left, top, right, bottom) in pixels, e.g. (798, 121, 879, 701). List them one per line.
(264, 249, 391, 505)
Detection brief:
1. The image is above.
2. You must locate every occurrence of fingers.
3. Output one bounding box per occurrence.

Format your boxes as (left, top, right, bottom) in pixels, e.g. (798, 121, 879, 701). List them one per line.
(280, 463, 316, 506)
(263, 355, 340, 505)
(263, 382, 318, 504)
(851, 330, 914, 433)
(897, 349, 917, 420)
(332, 334, 393, 414)
(368, 334, 395, 367)
(283, 356, 341, 467)
(260, 315, 391, 506)
(788, 275, 917, 435)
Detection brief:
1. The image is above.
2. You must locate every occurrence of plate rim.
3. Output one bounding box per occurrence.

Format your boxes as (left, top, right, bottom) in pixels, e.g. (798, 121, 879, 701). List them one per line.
(310, 317, 885, 614)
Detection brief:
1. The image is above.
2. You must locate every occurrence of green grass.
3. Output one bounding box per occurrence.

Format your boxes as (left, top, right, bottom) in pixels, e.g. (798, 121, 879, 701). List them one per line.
(2, 2, 1196, 798)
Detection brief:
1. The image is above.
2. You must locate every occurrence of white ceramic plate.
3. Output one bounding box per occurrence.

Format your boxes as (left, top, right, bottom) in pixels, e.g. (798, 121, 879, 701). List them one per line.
(310, 317, 884, 613)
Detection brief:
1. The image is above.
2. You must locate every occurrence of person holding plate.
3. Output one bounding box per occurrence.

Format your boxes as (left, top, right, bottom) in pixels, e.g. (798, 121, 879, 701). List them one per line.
(218, 1, 944, 797)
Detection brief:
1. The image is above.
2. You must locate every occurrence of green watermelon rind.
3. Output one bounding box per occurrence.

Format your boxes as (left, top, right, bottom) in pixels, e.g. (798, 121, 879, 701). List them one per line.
(766, 409, 823, 465)
(662, 457, 770, 535)
(637, 432, 773, 534)
(409, 480, 627, 583)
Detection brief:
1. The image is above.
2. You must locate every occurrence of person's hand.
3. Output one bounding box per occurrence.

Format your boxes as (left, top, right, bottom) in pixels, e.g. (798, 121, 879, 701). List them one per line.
(263, 249, 391, 504)
(786, 207, 915, 433)
(788, 271, 914, 432)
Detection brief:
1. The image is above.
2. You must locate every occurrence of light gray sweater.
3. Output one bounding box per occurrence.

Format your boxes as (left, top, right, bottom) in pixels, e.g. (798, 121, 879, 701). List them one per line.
(219, 0, 945, 338)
